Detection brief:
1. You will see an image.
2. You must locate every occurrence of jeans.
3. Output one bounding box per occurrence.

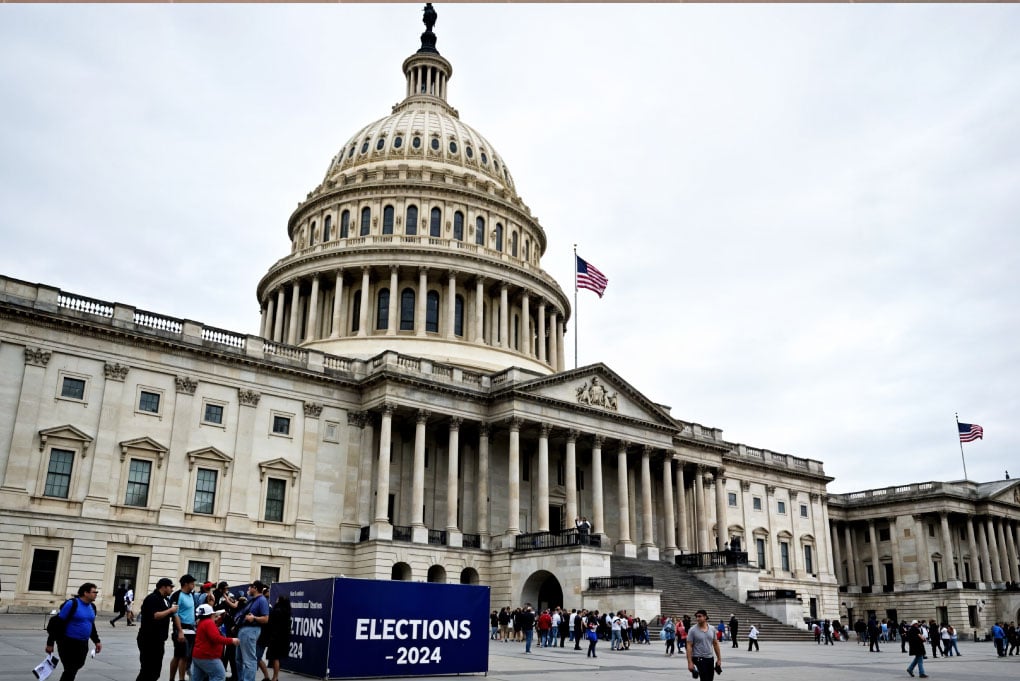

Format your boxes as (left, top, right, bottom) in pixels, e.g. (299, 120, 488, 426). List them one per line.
(57, 638, 89, 681)
(907, 654, 926, 676)
(524, 629, 533, 653)
(191, 658, 226, 681)
(611, 630, 622, 649)
(236, 627, 260, 681)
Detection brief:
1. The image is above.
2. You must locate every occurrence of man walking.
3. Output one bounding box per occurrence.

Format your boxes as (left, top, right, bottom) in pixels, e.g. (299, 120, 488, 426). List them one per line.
(517, 605, 536, 654)
(686, 610, 723, 681)
(868, 615, 881, 652)
(46, 583, 102, 681)
(729, 614, 739, 648)
(747, 623, 760, 652)
(136, 578, 178, 681)
(169, 575, 200, 681)
(235, 581, 269, 681)
(905, 620, 929, 678)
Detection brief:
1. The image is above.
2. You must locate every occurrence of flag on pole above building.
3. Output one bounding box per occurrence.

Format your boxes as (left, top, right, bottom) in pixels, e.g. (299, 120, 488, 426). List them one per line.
(958, 422, 983, 443)
(576, 255, 608, 298)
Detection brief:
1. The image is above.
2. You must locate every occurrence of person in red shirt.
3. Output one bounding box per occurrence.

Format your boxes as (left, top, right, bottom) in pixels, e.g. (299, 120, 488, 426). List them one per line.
(191, 604, 239, 681)
(537, 610, 553, 648)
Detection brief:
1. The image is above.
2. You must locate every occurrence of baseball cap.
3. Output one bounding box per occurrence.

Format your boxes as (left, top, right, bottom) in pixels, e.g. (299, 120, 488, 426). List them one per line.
(157, 578, 174, 588)
(196, 604, 225, 618)
(202, 581, 215, 590)
(911, 620, 919, 626)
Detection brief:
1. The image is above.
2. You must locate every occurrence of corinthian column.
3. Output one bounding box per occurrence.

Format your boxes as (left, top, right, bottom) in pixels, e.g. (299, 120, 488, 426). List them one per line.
(506, 418, 522, 538)
(616, 442, 635, 556)
(387, 266, 399, 335)
(476, 423, 490, 546)
(939, 512, 958, 582)
(537, 424, 550, 532)
(537, 301, 547, 362)
(446, 417, 463, 546)
(591, 435, 604, 536)
(639, 447, 657, 559)
(565, 431, 578, 523)
(987, 517, 1004, 584)
(331, 269, 345, 338)
(371, 404, 395, 540)
(662, 457, 677, 554)
(521, 291, 531, 355)
(675, 461, 689, 552)
(273, 288, 286, 342)
(410, 409, 429, 543)
(715, 467, 728, 551)
(306, 274, 320, 341)
(694, 466, 708, 552)
(966, 518, 982, 585)
(287, 280, 301, 345)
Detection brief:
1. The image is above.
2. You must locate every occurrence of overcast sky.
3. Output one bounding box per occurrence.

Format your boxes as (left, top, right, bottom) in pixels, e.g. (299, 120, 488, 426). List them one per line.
(2, 4, 1018, 493)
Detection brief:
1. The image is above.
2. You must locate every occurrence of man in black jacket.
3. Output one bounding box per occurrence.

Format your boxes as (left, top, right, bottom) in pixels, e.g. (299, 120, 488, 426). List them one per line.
(518, 605, 536, 654)
(136, 578, 178, 681)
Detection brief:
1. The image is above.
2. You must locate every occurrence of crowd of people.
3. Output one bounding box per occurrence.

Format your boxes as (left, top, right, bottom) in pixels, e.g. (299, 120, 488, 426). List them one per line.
(45, 577, 291, 681)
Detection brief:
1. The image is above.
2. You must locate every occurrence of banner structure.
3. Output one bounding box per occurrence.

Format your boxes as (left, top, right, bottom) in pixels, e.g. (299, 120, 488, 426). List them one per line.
(271, 578, 490, 679)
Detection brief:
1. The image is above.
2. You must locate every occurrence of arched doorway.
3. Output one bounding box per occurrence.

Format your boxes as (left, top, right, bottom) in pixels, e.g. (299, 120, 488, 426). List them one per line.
(427, 565, 447, 583)
(391, 562, 412, 581)
(520, 570, 563, 611)
(460, 568, 479, 584)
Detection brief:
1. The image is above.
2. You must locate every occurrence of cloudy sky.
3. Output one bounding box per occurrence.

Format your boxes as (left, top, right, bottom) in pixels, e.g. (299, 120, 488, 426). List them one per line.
(2, 4, 1018, 493)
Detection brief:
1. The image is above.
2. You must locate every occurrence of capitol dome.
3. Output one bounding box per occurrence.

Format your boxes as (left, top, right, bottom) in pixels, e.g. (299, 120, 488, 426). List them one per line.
(257, 4, 570, 375)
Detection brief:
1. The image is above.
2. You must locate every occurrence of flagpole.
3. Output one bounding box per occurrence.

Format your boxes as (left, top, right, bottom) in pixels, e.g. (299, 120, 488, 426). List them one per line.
(573, 243, 578, 369)
(956, 412, 969, 480)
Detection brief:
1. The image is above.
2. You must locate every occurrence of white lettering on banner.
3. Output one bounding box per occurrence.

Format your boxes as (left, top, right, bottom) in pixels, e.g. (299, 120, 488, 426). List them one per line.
(354, 619, 472, 641)
(290, 600, 324, 610)
(291, 617, 325, 638)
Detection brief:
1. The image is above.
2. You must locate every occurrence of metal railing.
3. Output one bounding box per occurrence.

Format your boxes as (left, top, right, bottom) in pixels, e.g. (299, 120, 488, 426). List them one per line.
(462, 533, 481, 549)
(514, 528, 602, 552)
(588, 575, 654, 590)
(746, 589, 797, 601)
(428, 529, 447, 546)
(675, 551, 749, 569)
(394, 525, 413, 542)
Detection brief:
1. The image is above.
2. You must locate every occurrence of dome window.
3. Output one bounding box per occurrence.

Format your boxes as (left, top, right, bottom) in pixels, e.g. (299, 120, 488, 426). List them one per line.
(475, 217, 485, 245)
(480, 152, 488, 165)
(348, 146, 355, 159)
(394, 136, 403, 149)
(405, 205, 418, 236)
(361, 141, 369, 154)
(449, 141, 458, 154)
(430, 138, 440, 151)
(412, 136, 422, 149)
(465, 146, 473, 159)
(376, 138, 385, 151)
(494, 160, 500, 172)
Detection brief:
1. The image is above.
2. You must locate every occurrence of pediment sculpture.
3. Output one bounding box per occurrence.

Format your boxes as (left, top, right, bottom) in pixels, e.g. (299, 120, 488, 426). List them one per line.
(575, 377, 618, 411)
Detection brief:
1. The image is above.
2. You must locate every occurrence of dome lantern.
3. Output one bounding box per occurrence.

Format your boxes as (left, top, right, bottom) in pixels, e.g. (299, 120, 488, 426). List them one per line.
(400, 3, 454, 114)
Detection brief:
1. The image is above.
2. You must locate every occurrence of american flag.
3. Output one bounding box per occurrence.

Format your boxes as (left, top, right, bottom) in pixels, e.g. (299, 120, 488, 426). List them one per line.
(576, 255, 608, 298)
(958, 422, 983, 443)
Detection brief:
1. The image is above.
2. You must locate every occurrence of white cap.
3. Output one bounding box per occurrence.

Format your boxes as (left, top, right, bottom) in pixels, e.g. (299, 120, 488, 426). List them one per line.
(196, 604, 224, 618)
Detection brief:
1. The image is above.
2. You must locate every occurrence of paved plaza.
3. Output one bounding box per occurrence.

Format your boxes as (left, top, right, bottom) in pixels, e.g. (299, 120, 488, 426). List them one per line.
(2, 615, 1015, 681)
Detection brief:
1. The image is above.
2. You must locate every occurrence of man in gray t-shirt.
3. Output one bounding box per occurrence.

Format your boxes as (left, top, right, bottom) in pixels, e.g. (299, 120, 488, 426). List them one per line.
(686, 610, 722, 680)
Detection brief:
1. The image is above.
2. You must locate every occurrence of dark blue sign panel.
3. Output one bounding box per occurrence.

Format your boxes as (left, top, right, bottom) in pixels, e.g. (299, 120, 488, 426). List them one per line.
(271, 578, 335, 678)
(327, 578, 489, 678)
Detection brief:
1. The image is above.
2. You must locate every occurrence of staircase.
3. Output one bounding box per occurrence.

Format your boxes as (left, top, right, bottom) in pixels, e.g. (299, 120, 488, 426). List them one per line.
(610, 556, 815, 642)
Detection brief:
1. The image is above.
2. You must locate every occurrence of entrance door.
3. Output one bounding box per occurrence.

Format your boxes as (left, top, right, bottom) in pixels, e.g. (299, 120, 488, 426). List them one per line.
(114, 555, 139, 591)
(809, 598, 818, 619)
(549, 505, 563, 533)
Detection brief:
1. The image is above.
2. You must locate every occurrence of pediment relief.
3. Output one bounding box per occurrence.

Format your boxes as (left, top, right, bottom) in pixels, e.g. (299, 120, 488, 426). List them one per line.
(187, 446, 233, 471)
(258, 457, 300, 485)
(38, 425, 94, 455)
(119, 436, 169, 467)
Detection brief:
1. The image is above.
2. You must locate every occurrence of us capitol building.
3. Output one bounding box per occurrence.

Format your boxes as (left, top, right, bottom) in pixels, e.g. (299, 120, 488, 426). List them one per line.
(1, 5, 1018, 633)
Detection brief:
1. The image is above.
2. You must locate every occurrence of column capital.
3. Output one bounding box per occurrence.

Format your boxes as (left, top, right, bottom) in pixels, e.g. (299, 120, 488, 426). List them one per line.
(175, 376, 198, 395)
(593, 434, 604, 448)
(238, 389, 261, 408)
(566, 429, 579, 443)
(507, 416, 524, 432)
(390, 264, 399, 274)
(446, 268, 456, 280)
(617, 440, 630, 454)
(24, 347, 51, 367)
(347, 411, 368, 428)
(380, 402, 396, 417)
(809, 492, 821, 502)
(478, 421, 491, 437)
(539, 423, 551, 438)
(741, 480, 751, 491)
(765, 484, 776, 495)
(304, 402, 323, 419)
(418, 265, 429, 276)
(448, 416, 463, 431)
(104, 362, 130, 381)
(416, 409, 430, 425)
(642, 445, 653, 457)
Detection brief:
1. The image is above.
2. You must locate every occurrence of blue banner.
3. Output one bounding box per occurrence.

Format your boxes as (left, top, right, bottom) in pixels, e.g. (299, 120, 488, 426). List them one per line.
(327, 578, 489, 678)
(272, 578, 334, 678)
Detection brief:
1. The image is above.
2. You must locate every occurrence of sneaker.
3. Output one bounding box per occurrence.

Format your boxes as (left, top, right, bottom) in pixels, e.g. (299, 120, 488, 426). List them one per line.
(110, 619, 116, 627)
(918, 676, 929, 678)
(907, 671, 914, 678)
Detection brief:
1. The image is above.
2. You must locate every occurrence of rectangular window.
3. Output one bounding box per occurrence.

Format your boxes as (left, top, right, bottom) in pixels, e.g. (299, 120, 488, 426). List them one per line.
(780, 541, 790, 571)
(777, 500, 787, 515)
(124, 459, 152, 507)
(755, 538, 766, 570)
(878, 527, 891, 542)
(187, 560, 210, 584)
(272, 415, 291, 436)
(556, 458, 565, 486)
(193, 468, 218, 514)
(203, 403, 224, 425)
(138, 390, 161, 414)
(61, 377, 86, 400)
(968, 605, 979, 627)
(928, 523, 935, 537)
(44, 449, 74, 498)
(522, 453, 531, 482)
(28, 548, 60, 591)
(576, 468, 585, 491)
(728, 492, 738, 507)
(752, 496, 762, 511)
(805, 545, 814, 574)
(260, 566, 281, 586)
(265, 478, 286, 522)
(800, 504, 808, 518)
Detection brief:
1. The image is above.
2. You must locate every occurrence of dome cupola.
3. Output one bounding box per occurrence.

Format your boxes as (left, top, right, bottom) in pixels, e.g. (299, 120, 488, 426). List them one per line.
(257, 4, 570, 375)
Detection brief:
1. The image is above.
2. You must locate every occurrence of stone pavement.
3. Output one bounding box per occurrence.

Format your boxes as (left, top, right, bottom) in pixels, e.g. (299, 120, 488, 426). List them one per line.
(2, 615, 1016, 681)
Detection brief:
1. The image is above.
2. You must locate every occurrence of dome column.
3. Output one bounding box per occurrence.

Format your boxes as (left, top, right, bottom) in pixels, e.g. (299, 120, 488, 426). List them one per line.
(499, 285, 509, 348)
(263, 296, 275, 339)
(520, 291, 531, 356)
(474, 278, 485, 344)
(387, 266, 399, 336)
(273, 288, 286, 342)
(306, 274, 321, 341)
(556, 315, 565, 371)
(330, 269, 345, 339)
(416, 267, 428, 337)
(537, 301, 547, 362)
(357, 268, 370, 337)
(548, 312, 559, 371)
(286, 280, 301, 345)
(446, 270, 456, 339)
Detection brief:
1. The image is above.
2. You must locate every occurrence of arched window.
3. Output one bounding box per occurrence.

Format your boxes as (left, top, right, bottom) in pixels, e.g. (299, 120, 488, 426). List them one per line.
(399, 288, 415, 330)
(376, 289, 390, 330)
(513, 314, 520, 349)
(453, 211, 464, 241)
(475, 217, 485, 245)
(524, 238, 529, 261)
(340, 210, 350, 238)
(351, 290, 362, 333)
(405, 205, 418, 235)
(360, 207, 371, 236)
(511, 231, 518, 257)
(426, 291, 440, 333)
(309, 221, 317, 246)
(323, 215, 332, 241)
(430, 207, 442, 237)
(495, 223, 504, 252)
(454, 294, 464, 337)
(382, 205, 395, 235)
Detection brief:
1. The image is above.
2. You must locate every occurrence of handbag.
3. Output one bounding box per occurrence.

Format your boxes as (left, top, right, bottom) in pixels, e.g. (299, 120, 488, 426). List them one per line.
(587, 629, 598, 642)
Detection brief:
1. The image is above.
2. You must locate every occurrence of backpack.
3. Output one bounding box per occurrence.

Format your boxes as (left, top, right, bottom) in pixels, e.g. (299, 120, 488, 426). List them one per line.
(46, 597, 95, 641)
